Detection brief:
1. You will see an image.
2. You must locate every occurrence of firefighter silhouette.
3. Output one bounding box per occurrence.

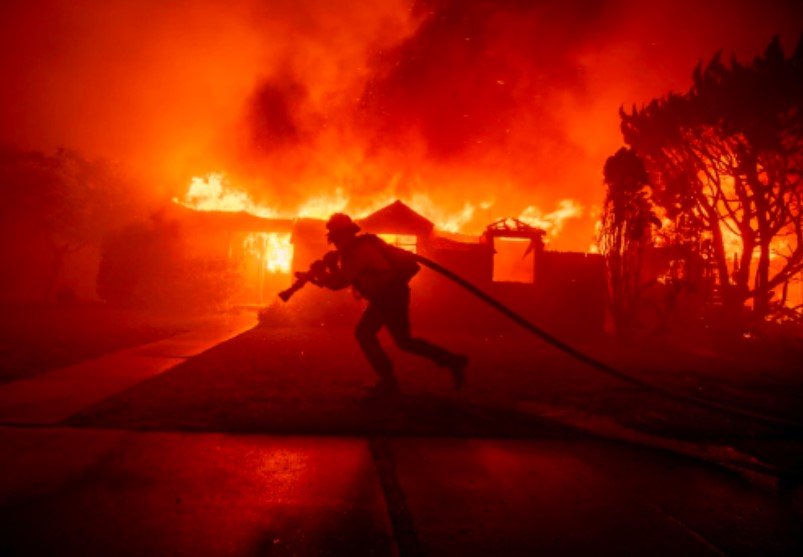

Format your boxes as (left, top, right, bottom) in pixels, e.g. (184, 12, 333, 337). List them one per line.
(312, 213, 468, 395)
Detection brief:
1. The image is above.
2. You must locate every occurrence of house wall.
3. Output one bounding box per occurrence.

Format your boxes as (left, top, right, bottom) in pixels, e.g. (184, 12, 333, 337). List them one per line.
(416, 242, 606, 336)
(282, 218, 607, 335)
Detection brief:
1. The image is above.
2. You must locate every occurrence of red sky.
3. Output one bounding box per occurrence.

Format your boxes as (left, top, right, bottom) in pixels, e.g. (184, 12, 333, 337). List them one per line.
(1, 0, 801, 249)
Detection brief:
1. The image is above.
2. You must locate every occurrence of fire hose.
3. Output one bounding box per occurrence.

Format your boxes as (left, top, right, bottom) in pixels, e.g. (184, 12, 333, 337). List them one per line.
(276, 252, 803, 432)
(411, 254, 803, 433)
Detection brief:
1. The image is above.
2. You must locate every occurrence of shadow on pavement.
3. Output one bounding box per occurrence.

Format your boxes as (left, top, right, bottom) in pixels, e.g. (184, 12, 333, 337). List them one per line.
(64, 325, 588, 438)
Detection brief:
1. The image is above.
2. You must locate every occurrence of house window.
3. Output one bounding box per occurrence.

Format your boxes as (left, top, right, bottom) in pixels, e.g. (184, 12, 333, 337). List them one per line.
(492, 238, 534, 283)
(242, 232, 293, 273)
(378, 234, 417, 253)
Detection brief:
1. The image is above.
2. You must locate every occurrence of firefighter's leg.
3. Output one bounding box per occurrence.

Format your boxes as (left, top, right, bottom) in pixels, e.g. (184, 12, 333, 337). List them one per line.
(382, 288, 467, 372)
(355, 303, 395, 384)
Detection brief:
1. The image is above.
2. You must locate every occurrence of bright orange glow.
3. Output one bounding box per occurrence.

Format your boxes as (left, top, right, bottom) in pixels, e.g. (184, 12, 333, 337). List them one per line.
(243, 232, 293, 274)
(297, 188, 351, 218)
(174, 173, 583, 239)
(265, 233, 293, 273)
(406, 196, 477, 234)
(518, 200, 583, 239)
(378, 234, 418, 253)
(175, 174, 361, 221)
(493, 238, 535, 283)
(3, 2, 799, 256)
(175, 173, 279, 218)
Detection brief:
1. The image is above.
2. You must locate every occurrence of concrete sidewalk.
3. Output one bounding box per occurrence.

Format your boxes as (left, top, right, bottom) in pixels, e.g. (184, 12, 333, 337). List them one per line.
(0, 312, 255, 425)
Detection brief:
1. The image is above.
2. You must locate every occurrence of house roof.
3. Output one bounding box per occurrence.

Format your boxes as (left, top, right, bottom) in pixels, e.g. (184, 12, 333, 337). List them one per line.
(483, 217, 546, 239)
(358, 200, 434, 236)
(168, 203, 294, 233)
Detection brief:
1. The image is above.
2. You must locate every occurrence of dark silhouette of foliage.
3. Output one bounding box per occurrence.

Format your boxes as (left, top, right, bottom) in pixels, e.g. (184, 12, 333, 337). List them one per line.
(0, 147, 143, 301)
(615, 35, 803, 322)
(599, 147, 660, 334)
(97, 215, 240, 309)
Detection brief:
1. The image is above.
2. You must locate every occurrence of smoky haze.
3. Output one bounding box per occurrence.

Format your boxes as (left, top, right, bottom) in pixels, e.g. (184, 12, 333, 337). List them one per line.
(1, 0, 801, 249)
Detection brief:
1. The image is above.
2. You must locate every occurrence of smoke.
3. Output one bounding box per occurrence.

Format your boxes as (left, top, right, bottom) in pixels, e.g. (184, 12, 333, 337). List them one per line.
(1, 0, 801, 248)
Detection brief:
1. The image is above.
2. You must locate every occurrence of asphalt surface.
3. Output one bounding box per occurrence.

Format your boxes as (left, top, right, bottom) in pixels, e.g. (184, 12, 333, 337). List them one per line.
(0, 315, 801, 556)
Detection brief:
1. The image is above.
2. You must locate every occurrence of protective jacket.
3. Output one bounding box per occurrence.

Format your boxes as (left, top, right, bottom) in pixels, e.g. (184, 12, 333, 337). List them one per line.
(320, 234, 419, 300)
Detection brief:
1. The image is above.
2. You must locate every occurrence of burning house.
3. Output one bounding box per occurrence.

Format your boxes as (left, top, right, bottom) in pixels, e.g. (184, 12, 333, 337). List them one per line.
(171, 198, 606, 334)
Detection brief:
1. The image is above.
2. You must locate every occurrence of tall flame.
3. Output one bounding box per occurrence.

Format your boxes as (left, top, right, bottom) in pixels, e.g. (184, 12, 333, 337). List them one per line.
(518, 199, 583, 238)
(174, 172, 503, 232)
(242, 232, 293, 274)
(178, 173, 280, 218)
(265, 233, 293, 273)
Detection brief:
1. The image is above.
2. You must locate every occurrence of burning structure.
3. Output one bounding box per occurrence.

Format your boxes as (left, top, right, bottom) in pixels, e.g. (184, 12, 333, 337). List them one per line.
(2, 2, 800, 328)
(171, 193, 605, 333)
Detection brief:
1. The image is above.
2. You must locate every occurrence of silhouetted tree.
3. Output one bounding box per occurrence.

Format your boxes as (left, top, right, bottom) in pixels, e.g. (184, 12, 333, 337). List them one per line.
(618, 35, 803, 321)
(0, 147, 143, 301)
(599, 147, 660, 334)
(97, 215, 240, 309)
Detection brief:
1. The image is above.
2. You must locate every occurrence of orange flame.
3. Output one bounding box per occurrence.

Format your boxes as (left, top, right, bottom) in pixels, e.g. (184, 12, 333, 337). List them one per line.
(265, 233, 293, 273)
(242, 232, 293, 274)
(518, 199, 583, 238)
(174, 172, 495, 232)
(176, 173, 280, 218)
(174, 173, 585, 249)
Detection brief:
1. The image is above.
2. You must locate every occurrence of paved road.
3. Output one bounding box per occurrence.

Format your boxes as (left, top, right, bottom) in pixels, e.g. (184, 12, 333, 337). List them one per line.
(1, 427, 799, 556)
(0, 318, 800, 556)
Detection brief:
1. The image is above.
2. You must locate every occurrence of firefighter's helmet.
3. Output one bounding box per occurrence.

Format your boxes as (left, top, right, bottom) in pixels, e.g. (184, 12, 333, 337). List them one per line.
(325, 213, 360, 241)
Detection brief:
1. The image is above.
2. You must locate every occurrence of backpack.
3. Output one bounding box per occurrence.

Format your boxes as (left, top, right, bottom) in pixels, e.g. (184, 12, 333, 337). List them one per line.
(362, 234, 421, 283)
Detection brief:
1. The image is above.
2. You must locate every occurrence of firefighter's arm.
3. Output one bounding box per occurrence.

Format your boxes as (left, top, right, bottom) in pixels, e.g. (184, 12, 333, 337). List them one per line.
(312, 269, 350, 290)
(309, 253, 350, 290)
